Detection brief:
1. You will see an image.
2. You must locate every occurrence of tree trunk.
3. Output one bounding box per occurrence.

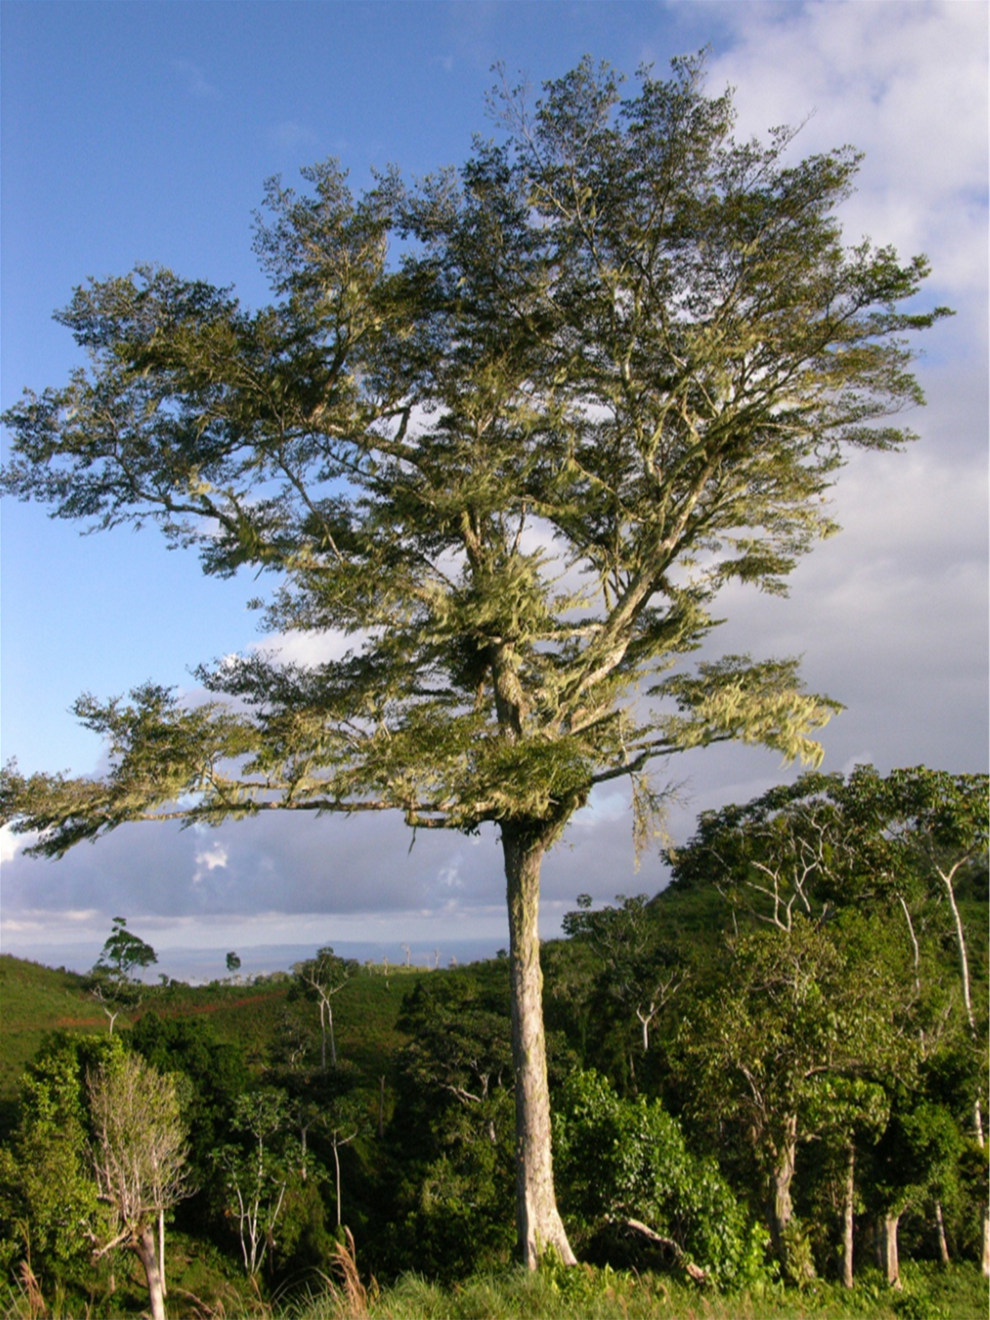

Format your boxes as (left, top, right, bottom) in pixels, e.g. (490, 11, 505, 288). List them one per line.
(841, 1142, 855, 1288)
(881, 1212, 901, 1289)
(333, 1137, 342, 1228)
(936, 862, 989, 1277)
(158, 1206, 167, 1298)
(768, 1116, 798, 1264)
(134, 1223, 167, 1320)
(934, 1199, 950, 1266)
(502, 822, 576, 1269)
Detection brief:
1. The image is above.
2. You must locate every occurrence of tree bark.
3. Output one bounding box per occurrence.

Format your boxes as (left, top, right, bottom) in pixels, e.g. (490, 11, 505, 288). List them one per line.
(134, 1223, 167, 1320)
(841, 1142, 855, 1288)
(939, 865, 990, 1278)
(333, 1138, 342, 1228)
(768, 1116, 798, 1264)
(934, 1199, 950, 1266)
(502, 822, 577, 1269)
(158, 1207, 167, 1298)
(881, 1212, 901, 1289)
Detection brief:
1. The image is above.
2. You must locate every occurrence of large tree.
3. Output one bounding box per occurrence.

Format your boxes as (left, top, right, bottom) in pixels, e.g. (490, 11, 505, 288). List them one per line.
(0, 55, 946, 1266)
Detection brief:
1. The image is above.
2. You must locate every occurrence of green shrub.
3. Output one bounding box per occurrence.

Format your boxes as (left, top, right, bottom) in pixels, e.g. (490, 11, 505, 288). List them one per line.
(553, 1069, 767, 1288)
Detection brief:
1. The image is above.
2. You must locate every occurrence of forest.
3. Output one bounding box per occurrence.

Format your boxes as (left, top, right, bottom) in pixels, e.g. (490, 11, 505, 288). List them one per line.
(0, 764, 986, 1320)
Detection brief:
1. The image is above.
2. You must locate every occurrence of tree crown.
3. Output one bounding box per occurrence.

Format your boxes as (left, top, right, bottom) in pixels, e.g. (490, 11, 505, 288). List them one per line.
(0, 54, 950, 856)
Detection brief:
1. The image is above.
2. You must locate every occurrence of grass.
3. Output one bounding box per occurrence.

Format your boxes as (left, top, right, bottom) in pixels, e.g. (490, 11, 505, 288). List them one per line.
(3, 1256, 987, 1320)
(0, 954, 434, 1094)
(0, 954, 106, 1097)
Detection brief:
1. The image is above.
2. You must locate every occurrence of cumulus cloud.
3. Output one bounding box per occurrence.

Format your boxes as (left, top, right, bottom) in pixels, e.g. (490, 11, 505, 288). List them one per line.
(193, 842, 229, 885)
(0, 824, 32, 865)
(707, 1, 988, 305)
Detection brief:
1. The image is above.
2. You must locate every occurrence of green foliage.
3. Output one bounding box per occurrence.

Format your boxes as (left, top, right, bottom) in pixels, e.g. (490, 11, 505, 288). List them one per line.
(0, 1033, 120, 1304)
(94, 916, 157, 984)
(560, 892, 689, 1090)
(0, 52, 951, 1270)
(0, 54, 945, 856)
(554, 1070, 765, 1287)
(381, 970, 518, 1279)
(215, 1087, 297, 1277)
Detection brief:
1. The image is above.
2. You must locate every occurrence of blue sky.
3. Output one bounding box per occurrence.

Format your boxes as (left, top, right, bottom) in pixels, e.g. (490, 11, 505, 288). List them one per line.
(2, 1, 987, 977)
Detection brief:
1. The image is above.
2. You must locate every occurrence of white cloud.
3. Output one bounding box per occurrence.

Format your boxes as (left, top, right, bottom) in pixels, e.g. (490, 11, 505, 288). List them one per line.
(707, 1, 988, 302)
(249, 628, 364, 668)
(0, 824, 33, 865)
(193, 843, 229, 885)
(266, 121, 318, 151)
(170, 59, 221, 101)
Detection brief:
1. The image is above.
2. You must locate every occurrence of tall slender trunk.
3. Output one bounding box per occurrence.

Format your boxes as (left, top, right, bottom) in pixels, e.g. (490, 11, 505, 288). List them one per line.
(938, 863, 989, 1276)
(134, 1223, 167, 1320)
(934, 1200, 950, 1266)
(333, 1138, 342, 1228)
(158, 1207, 167, 1298)
(881, 1212, 901, 1288)
(841, 1141, 855, 1288)
(502, 822, 576, 1269)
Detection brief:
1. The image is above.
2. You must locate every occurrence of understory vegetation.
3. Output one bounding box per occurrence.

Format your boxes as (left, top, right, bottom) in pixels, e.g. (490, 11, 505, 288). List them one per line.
(0, 766, 986, 1318)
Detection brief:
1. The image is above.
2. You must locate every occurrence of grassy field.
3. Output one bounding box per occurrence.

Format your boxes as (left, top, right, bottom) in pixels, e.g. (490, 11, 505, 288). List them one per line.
(0, 953, 433, 1114)
(0, 953, 108, 1096)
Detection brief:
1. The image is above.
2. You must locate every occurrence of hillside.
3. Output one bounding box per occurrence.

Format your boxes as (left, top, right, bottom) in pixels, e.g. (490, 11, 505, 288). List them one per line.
(0, 952, 431, 1112)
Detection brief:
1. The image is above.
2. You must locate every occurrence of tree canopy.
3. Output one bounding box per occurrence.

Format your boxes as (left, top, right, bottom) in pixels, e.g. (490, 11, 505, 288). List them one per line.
(0, 54, 948, 1266)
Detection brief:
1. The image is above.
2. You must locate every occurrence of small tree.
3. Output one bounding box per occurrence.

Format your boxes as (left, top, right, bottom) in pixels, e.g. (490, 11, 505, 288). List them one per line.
(87, 1050, 192, 1320)
(322, 1088, 361, 1230)
(225, 950, 242, 977)
(216, 1089, 292, 1279)
(96, 916, 158, 982)
(563, 893, 688, 1071)
(88, 917, 157, 1034)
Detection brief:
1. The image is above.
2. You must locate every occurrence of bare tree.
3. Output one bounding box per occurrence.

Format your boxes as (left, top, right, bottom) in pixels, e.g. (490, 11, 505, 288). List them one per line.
(292, 947, 350, 1072)
(87, 1051, 192, 1320)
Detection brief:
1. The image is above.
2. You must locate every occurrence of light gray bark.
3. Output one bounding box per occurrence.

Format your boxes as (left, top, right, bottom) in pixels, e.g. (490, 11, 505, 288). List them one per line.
(937, 862, 989, 1276)
(134, 1224, 167, 1320)
(502, 823, 577, 1269)
(841, 1143, 855, 1288)
(881, 1212, 901, 1289)
(768, 1115, 798, 1264)
(934, 1200, 950, 1267)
